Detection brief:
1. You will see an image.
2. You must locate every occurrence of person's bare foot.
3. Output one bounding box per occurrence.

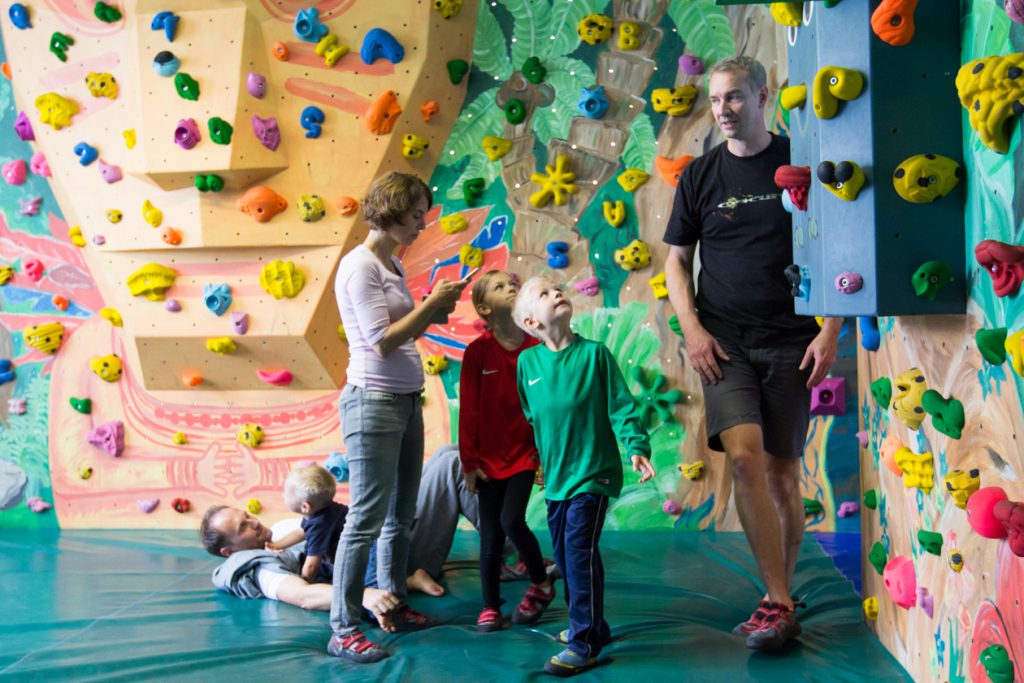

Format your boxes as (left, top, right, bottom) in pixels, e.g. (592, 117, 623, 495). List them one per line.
(406, 568, 445, 597)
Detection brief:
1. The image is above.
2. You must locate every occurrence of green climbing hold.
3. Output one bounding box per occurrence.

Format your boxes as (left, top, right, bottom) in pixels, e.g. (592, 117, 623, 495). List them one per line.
(911, 260, 953, 300)
(447, 59, 469, 85)
(863, 488, 879, 510)
(94, 1, 122, 22)
(976, 327, 1008, 365)
(917, 529, 943, 556)
(921, 389, 964, 440)
(870, 377, 891, 409)
(50, 32, 74, 62)
(70, 397, 92, 414)
(195, 175, 224, 192)
(208, 117, 233, 145)
(174, 72, 200, 101)
(824, 0, 842, 6)
(868, 541, 887, 575)
(980, 644, 1015, 683)
(522, 56, 546, 85)
(463, 177, 485, 207)
(668, 315, 684, 338)
(504, 98, 526, 125)
(803, 498, 823, 516)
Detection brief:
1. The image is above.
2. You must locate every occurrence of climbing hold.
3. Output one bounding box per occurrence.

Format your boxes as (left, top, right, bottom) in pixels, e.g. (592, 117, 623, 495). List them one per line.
(420, 100, 440, 122)
(203, 283, 232, 316)
(2, 159, 26, 185)
(231, 312, 249, 335)
(174, 72, 200, 101)
(1009, 0, 1024, 24)
(868, 542, 887, 575)
(614, 239, 651, 271)
(578, 85, 609, 119)
(994, 499, 1024, 556)
(243, 116, 279, 152)
(892, 367, 928, 429)
(34, 93, 79, 130)
(859, 317, 881, 351)
(238, 423, 265, 448)
(122, 130, 136, 149)
(89, 354, 123, 382)
(0, 359, 14, 385)
(141, 200, 163, 228)
(871, 0, 918, 46)
(882, 556, 917, 609)
(256, 369, 293, 386)
(863, 488, 879, 510)
(870, 376, 892, 408)
(365, 90, 402, 135)
(152, 51, 180, 77)
(98, 160, 122, 184)
(151, 11, 179, 42)
(837, 501, 860, 517)
(9, 3, 30, 29)
(459, 244, 484, 268)
(447, 59, 469, 85)
(337, 196, 359, 216)
(13, 112, 34, 142)
(803, 498, 824, 516)
(260, 260, 305, 299)
(894, 447, 934, 493)
(94, 1, 121, 22)
(246, 499, 262, 515)
(863, 597, 879, 621)
(70, 397, 92, 414)
(648, 272, 668, 299)
(603, 200, 626, 227)
(180, 370, 202, 387)
(297, 194, 326, 222)
(976, 240, 1024, 297)
(300, 106, 325, 138)
(195, 174, 225, 192)
(661, 499, 681, 515)
(315, 33, 349, 67)
(127, 263, 176, 300)
(617, 168, 651, 192)
(207, 117, 233, 145)
(955, 55, 1024, 153)
(1006, 329, 1024, 376)
(668, 315, 683, 337)
(79, 466, 94, 480)
(206, 337, 237, 355)
(237, 186, 288, 223)
(810, 377, 846, 415)
(23, 322, 64, 355)
(482, 136, 512, 161)
(73, 142, 98, 166)
(943, 468, 980, 509)
(651, 86, 699, 116)
(137, 498, 159, 513)
(976, 327, 1008, 364)
(293, 7, 328, 42)
(967, 486, 1009, 538)
(522, 56, 546, 84)
(917, 529, 943, 555)
(87, 420, 125, 457)
(770, 2, 802, 26)
(834, 272, 863, 294)
(812, 66, 864, 119)
(774, 165, 811, 211)
(401, 133, 429, 159)
(440, 213, 468, 234)
(921, 389, 964, 439)
(817, 160, 865, 201)
(51, 295, 69, 311)
(463, 177, 485, 206)
(879, 433, 905, 476)
(84, 72, 118, 99)
(246, 72, 267, 99)
(272, 41, 289, 61)
(893, 154, 962, 203)
(575, 277, 600, 297)
(68, 226, 86, 248)
(171, 432, 187, 446)
(0, 265, 10, 285)
(49, 32, 74, 62)
(432, 0, 463, 18)
(679, 461, 705, 481)
(172, 498, 191, 513)
(361, 27, 405, 64)
(26, 497, 51, 512)
(780, 84, 807, 110)
(655, 155, 693, 187)
(617, 21, 641, 50)
(948, 550, 964, 572)
(530, 155, 578, 207)
(504, 98, 527, 124)
(911, 260, 953, 300)
(423, 355, 448, 375)
(979, 644, 1015, 683)
(18, 197, 42, 216)
(546, 241, 569, 269)
(577, 14, 612, 45)
(100, 308, 123, 327)
(916, 586, 934, 618)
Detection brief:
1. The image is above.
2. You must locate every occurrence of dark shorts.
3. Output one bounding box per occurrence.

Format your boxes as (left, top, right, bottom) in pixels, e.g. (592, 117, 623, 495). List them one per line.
(700, 336, 812, 459)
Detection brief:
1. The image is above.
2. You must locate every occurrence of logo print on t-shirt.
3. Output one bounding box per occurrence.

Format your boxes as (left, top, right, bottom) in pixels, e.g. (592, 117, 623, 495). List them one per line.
(482, 369, 498, 375)
(716, 192, 780, 210)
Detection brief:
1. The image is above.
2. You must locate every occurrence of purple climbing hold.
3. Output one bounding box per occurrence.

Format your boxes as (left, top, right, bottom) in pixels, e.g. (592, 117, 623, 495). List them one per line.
(247, 72, 267, 98)
(174, 118, 201, 149)
(14, 111, 34, 141)
(98, 160, 123, 183)
(165, 298, 182, 312)
(251, 115, 281, 151)
(87, 420, 126, 457)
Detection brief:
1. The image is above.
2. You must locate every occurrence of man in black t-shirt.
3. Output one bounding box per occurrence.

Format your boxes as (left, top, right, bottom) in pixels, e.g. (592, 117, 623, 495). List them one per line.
(663, 56, 840, 652)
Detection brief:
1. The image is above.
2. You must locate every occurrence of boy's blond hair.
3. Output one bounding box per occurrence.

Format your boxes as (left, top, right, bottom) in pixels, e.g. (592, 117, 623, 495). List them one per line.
(284, 465, 337, 513)
(470, 270, 506, 322)
(361, 171, 433, 229)
(512, 275, 559, 339)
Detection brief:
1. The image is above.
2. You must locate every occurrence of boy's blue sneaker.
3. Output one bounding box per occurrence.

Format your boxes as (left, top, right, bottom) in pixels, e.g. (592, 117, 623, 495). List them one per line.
(543, 649, 597, 677)
(327, 631, 389, 664)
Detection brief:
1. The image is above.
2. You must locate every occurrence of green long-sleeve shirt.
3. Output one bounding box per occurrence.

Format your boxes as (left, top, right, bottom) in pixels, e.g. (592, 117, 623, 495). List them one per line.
(516, 335, 651, 501)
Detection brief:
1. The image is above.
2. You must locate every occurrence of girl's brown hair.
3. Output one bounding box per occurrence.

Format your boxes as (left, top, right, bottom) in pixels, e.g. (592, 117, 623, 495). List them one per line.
(470, 270, 505, 321)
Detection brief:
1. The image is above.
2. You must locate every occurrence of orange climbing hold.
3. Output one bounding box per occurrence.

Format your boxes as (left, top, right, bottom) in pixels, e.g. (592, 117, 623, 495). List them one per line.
(871, 0, 918, 46)
(365, 90, 402, 135)
(655, 155, 693, 187)
(181, 371, 203, 387)
(337, 196, 359, 216)
(237, 186, 288, 223)
(1, 63, 10, 80)
(272, 41, 289, 61)
(420, 100, 439, 122)
(161, 227, 182, 245)
(51, 295, 69, 311)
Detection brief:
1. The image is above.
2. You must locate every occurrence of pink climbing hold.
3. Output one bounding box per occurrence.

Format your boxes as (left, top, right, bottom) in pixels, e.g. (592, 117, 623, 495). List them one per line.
(26, 497, 52, 512)
(30, 151, 50, 177)
(18, 196, 42, 216)
(257, 368, 293, 386)
(92, 235, 106, 245)
(137, 498, 160, 513)
(967, 486, 1010, 539)
(23, 257, 44, 282)
(856, 430, 868, 448)
(837, 501, 860, 518)
(678, 54, 705, 75)
(662, 499, 681, 515)
(575, 277, 600, 297)
(993, 499, 1024, 556)
(8, 398, 26, 414)
(882, 556, 917, 609)
(87, 420, 126, 457)
(98, 160, 123, 183)
(916, 587, 934, 618)
(231, 312, 249, 335)
(1007, 0, 1024, 24)
(165, 298, 182, 312)
(2, 159, 27, 185)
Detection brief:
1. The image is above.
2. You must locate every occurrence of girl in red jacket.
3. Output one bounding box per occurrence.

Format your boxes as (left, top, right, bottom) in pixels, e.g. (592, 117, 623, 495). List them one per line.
(460, 270, 555, 632)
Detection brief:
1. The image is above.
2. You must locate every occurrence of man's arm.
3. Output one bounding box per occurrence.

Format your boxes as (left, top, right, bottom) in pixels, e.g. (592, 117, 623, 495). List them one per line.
(273, 574, 333, 610)
(664, 244, 730, 384)
(800, 317, 842, 388)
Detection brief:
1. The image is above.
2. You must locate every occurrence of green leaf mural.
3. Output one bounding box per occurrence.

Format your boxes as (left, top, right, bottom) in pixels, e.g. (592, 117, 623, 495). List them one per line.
(505, 0, 553, 68)
(622, 113, 656, 172)
(473, 0, 513, 80)
(438, 87, 506, 200)
(531, 58, 595, 147)
(543, 0, 609, 60)
(665, 0, 735, 68)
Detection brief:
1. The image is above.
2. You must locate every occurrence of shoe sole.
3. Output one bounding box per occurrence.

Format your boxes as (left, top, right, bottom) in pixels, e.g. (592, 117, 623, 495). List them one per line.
(327, 644, 389, 663)
(543, 658, 596, 677)
(476, 622, 505, 633)
(745, 622, 803, 651)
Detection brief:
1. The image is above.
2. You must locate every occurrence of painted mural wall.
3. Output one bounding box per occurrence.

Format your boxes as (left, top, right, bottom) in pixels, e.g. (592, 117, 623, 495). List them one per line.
(0, 0, 858, 541)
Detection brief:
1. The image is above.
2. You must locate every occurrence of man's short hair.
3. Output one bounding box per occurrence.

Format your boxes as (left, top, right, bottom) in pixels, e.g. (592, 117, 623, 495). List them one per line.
(512, 275, 558, 338)
(199, 505, 229, 556)
(709, 56, 768, 94)
(284, 465, 337, 513)
(361, 171, 433, 229)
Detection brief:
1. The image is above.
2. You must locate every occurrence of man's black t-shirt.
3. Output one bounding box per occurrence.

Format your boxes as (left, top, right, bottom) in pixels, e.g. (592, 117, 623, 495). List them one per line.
(663, 134, 819, 347)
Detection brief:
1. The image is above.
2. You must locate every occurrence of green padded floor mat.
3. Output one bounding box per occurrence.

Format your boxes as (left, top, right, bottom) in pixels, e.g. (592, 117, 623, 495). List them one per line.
(0, 529, 910, 682)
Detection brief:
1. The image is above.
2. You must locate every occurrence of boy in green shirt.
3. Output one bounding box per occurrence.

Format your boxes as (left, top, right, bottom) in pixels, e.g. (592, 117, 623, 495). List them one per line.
(512, 275, 656, 677)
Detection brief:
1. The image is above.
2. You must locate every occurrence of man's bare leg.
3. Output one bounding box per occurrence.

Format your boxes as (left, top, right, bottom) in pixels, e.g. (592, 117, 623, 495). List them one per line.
(406, 568, 445, 596)
(766, 455, 804, 589)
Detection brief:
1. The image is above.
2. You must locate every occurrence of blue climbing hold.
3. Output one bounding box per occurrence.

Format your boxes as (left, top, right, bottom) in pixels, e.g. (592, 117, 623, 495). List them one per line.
(293, 7, 328, 43)
(859, 316, 880, 351)
(546, 241, 570, 269)
(203, 283, 233, 316)
(360, 28, 405, 65)
(73, 142, 98, 166)
(323, 451, 350, 482)
(152, 51, 180, 77)
(9, 3, 30, 29)
(0, 359, 15, 385)
(577, 85, 609, 119)
(151, 11, 179, 42)
(300, 106, 325, 139)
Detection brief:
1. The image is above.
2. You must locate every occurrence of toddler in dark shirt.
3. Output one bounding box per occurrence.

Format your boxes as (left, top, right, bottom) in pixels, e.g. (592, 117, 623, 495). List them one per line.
(267, 465, 348, 583)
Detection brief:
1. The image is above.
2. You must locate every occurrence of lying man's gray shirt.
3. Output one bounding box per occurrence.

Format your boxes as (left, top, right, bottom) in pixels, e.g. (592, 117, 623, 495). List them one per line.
(211, 544, 305, 599)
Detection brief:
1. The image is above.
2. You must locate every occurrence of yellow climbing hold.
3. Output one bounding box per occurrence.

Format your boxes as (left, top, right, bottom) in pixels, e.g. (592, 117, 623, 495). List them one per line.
(338, 323, 347, 343)
(614, 239, 651, 271)
(482, 135, 512, 161)
(1005, 329, 1024, 376)
(0, 265, 13, 285)
(100, 307, 123, 327)
(780, 84, 807, 110)
(602, 200, 625, 227)
(172, 432, 187, 445)
(401, 133, 429, 159)
(423, 355, 448, 375)
(89, 354, 123, 382)
(68, 226, 86, 247)
(894, 447, 935, 494)
(648, 272, 668, 299)
(123, 129, 136, 149)
(23, 322, 65, 355)
(679, 461, 705, 481)
(247, 498, 262, 514)
(34, 92, 79, 130)
(812, 66, 864, 120)
(459, 244, 484, 268)
(651, 86, 698, 116)
(770, 2, 803, 26)
(106, 209, 123, 223)
(206, 337, 238, 355)
(955, 54, 1024, 154)
(314, 33, 349, 68)
(440, 213, 469, 234)
(127, 263, 177, 301)
(142, 200, 163, 228)
(617, 21, 641, 50)
(237, 422, 265, 448)
(891, 367, 928, 430)
(577, 14, 612, 45)
(617, 168, 650, 192)
(84, 72, 118, 99)
(260, 260, 305, 299)
(529, 155, 578, 208)
(863, 597, 879, 621)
